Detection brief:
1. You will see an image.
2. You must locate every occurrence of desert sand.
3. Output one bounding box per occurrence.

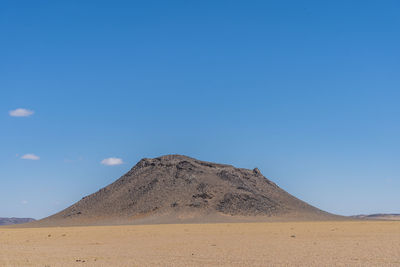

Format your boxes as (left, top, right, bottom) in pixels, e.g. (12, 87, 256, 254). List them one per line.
(1, 220, 399, 266)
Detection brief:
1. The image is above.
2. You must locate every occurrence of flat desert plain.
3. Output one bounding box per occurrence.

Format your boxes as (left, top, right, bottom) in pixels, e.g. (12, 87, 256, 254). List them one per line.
(1, 221, 399, 266)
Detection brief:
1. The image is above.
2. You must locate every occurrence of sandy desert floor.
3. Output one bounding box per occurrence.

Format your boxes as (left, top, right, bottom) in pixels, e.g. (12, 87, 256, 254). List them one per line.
(0, 221, 399, 266)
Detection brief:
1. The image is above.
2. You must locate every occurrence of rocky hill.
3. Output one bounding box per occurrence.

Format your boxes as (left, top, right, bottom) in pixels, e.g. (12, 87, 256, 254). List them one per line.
(38, 155, 337, 225)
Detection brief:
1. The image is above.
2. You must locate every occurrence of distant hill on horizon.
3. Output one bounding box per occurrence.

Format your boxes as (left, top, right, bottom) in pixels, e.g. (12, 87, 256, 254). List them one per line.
(351, 214, 400, 221)
(34, 154, 340, 226)
(0, 217, 35, 226)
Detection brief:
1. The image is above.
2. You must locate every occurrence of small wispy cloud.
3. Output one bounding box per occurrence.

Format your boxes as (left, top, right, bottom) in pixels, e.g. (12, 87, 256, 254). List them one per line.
(21, 154, 40, 160)
(21, 200, 28, 205)
(9, 108, 34, 117)
(101, 157, 123, 166)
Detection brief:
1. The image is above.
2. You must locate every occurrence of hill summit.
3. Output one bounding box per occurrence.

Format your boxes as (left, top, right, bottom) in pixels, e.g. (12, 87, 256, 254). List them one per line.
(39, 155, 335, 225)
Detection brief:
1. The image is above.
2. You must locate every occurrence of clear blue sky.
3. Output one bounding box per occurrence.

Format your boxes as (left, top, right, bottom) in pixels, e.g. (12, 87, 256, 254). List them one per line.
(1, 1, 399, 219)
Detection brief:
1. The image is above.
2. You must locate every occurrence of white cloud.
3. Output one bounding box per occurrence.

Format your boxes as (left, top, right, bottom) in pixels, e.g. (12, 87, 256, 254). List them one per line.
(101, 157, 123, 166)
(21, 154, 40, 160)
(9, 108, 34, 117)
(21, 200, 28, 205)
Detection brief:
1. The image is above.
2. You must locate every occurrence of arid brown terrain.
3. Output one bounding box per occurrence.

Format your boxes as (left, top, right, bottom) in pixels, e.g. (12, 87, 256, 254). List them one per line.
(1, 221, 399, 266)
(35, 155, 337, 226)
(2, 155, 399, 266)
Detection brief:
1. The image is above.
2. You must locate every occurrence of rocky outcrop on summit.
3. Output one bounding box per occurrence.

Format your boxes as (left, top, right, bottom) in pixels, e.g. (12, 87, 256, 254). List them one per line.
(39, 155, 336, 225)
